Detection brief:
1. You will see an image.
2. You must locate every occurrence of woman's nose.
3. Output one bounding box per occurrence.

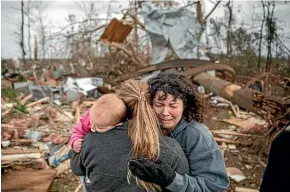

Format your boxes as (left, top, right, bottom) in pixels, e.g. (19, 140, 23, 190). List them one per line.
(161, 106, 170, 116)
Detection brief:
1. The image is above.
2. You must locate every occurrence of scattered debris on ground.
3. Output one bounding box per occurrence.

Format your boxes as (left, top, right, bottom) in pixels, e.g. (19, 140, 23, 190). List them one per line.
(2, 65, 287, 192)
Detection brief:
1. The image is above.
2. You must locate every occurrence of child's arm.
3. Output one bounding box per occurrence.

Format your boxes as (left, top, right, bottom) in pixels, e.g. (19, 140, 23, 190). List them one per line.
(69, 110, 91, 150)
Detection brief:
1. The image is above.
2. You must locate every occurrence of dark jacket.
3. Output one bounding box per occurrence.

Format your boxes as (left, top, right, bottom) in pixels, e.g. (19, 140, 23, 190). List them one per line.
(69, 122, 189, 192)
(259, 124, 290, 192)
(166, 118, 229, 192)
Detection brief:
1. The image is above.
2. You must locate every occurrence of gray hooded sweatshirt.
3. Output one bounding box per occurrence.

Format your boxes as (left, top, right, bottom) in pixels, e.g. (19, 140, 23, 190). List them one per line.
(166, 118, 230, 192)
(69, 122, 189, 192)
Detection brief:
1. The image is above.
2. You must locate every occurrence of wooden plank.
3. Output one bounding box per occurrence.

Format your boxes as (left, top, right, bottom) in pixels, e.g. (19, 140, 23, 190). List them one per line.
(2, 153, 41, 161)
(235, 187, 259, 192)
(221, 117, 262, 130)
(2, 169, 56, 192)
(211, 130, 253, 137)
(1, 148, 44, 155)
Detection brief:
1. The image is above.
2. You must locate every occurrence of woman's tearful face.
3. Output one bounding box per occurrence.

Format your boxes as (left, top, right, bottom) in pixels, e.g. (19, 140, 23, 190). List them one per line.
(153, 91, 184, 131)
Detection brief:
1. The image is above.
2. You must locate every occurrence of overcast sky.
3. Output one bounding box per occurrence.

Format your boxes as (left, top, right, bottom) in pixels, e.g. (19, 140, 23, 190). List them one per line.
(1, 0, 290, 59)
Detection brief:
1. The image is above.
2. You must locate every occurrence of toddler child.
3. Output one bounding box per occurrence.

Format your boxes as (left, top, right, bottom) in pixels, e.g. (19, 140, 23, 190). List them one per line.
(69, 93, 127, 152)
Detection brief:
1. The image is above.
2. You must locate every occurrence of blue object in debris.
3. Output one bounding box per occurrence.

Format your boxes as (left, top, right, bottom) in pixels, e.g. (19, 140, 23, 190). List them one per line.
(55, 153, 69, 167)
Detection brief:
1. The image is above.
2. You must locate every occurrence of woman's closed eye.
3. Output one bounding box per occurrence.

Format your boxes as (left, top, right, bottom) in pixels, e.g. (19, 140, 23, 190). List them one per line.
(154, 103, 163, 107)
(169, 103, 180, 108)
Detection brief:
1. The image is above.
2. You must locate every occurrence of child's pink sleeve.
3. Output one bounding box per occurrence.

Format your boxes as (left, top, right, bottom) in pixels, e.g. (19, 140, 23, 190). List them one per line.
(69, 109, 91, 148)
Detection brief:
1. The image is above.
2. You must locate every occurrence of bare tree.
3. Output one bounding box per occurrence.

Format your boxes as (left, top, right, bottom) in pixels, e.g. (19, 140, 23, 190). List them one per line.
(29, 1, 52, 59)
(20, 0, 26, 65)
(209, 18, 224, 55)
(129, 0, 139, 53)
(265, 1, 276, 72)
(26, 1, 32, 59)
(225, 0, 233, 58)
(12, 0, 34, 60)
(257, 0, 266, 70)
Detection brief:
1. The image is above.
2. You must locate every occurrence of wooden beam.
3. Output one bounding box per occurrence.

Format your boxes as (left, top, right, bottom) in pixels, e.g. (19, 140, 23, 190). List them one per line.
(235, 187, 259, 192)
(2, 148, 44, 155)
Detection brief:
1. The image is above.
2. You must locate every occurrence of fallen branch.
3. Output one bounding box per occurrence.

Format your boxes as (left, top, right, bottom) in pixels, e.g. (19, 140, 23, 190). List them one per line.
(214, 97, 240, 117)
(20, 94, 33, 105)
(211, 130, 254, 137)
(110, 42, 146, 66)
(26, 97, 50, 107)
(228, 101, 240, 118)
(52, 104, 75, 122)
(204, 1, 221, 21)
(214, 137, 247, 145)
(2, 108, 13, 116)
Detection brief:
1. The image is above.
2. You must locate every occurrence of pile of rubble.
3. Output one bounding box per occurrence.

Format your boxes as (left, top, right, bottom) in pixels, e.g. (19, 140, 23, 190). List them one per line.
(1, 70, 104, 191)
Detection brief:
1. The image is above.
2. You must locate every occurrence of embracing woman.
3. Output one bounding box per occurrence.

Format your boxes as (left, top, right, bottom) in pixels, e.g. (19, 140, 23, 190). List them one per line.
(69, 79, 190, 192)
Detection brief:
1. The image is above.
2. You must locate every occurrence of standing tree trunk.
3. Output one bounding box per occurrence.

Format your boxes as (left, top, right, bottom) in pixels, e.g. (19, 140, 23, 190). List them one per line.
(27, 1, 32, 59)
(265, 1, 276, 72)
(197, 0, 204, 24)
(258, 0, 266, 70)
(21, 0, 26, 66)
(40, 16, 46, 59)
(34, 35, 38, 60)
(134, 0, 139, 54)
(226, 0, 233, 59)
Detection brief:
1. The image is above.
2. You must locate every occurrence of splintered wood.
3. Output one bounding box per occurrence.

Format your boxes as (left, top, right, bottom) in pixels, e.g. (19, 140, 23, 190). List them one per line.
(223, 84, 241, 97)
(221, 116, 268, 134)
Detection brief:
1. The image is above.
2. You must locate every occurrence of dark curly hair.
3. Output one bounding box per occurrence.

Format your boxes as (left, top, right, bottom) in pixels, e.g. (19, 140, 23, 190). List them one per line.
(148, 71, 204, 123)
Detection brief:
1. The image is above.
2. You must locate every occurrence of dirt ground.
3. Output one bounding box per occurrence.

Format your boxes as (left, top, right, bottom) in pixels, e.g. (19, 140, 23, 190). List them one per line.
(204, 105, 267, 191)
(48, 105, 268, 192)
(48, 172, 80, 192)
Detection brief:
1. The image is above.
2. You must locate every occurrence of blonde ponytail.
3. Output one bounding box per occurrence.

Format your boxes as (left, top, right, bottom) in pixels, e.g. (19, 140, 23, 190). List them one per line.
(118, 79, 161, 192)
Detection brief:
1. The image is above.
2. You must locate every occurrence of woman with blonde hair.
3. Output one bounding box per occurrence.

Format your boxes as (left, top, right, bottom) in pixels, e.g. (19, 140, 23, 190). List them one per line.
(69, 79, 189, 192)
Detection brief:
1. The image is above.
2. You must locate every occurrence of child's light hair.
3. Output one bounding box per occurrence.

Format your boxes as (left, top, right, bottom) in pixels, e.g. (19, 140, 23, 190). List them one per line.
(89, 93, 127, 130)
(118, 79, 161, 192)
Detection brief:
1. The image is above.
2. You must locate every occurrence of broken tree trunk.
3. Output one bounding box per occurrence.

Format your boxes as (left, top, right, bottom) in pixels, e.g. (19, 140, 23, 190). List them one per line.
(193, 72, 290, 130)
(193, 72, 263, 114)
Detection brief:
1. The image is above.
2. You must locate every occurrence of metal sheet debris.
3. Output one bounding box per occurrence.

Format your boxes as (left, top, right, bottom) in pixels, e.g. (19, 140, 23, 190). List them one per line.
(141, 2, 209, 64)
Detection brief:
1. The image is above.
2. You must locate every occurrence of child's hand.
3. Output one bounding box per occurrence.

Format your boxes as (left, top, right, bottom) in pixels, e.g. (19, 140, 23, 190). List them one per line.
(73, 138, 83, 153)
